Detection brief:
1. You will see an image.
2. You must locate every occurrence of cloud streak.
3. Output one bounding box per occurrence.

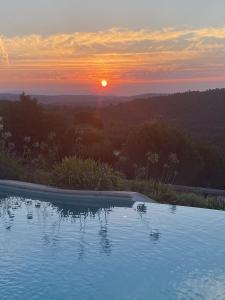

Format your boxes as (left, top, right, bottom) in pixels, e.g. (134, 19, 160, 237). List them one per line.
(0, 37, 9, 65)
(1, 26, 225, 93)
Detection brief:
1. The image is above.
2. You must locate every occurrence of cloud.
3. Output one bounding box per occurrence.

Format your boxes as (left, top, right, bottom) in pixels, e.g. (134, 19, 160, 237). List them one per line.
(2, 26, 225, 60)
(0, 37, 9, 65)
(1, 26, 225, 92)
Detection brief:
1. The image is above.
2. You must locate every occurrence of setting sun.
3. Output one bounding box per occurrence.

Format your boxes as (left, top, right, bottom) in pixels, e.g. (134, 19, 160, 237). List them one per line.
(101, 80, 108, 88)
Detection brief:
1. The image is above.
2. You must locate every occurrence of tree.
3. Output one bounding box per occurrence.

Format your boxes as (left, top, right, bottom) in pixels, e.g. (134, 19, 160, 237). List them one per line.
(6, 93, 45, 148)
(123, 121, 203, 185)
(196, 142, 225, 188)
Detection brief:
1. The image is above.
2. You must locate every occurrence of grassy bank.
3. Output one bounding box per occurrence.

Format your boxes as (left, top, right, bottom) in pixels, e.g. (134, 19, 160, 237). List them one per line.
(126, 180, 225, 211)
(1, 153, 225, 211)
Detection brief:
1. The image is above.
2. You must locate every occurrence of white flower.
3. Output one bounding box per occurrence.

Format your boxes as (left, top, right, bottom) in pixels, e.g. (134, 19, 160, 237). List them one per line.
(2, 131, 12, 139)
(8, 142, 15, 150)
(24, 136, 31, 143)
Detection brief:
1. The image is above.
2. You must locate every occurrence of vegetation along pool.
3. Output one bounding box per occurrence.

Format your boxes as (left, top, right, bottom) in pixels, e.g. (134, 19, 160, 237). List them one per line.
(1, 186, 225, 300)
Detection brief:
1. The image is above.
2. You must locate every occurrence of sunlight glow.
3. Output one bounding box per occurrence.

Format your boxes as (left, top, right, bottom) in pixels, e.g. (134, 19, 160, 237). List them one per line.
(101, 80, 108, 88)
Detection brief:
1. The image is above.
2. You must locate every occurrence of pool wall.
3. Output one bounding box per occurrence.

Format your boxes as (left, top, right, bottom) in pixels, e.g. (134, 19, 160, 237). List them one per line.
(0, 180, 155, 207)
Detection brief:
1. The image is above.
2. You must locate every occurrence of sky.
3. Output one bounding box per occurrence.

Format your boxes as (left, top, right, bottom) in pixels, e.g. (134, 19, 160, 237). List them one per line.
(1, 0, 225, 95)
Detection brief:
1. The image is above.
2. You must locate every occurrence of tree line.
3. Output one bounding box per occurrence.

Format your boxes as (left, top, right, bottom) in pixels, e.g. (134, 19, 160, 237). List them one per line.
(1, 93, 225, 189)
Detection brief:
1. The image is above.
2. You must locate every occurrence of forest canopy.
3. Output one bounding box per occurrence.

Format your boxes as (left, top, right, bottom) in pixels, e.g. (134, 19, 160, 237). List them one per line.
(1, 91, 225, 189)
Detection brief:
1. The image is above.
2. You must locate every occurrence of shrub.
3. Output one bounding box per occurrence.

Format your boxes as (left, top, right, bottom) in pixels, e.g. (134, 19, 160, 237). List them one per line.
(127, 179, 175, 201)
(123, 121, 203, 185)
(128, 179, 225, 211)
(172, 193, 221, 210)
(51, 156, 123, 190)
(23, 168, 52, 185)
(0, 153, 23, 180)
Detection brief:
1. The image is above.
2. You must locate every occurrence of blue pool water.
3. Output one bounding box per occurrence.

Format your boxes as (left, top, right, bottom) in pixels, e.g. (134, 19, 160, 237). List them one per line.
(1, 193, 225, 300)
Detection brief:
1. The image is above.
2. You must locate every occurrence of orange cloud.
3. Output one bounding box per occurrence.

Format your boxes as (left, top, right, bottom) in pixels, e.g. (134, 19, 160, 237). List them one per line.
(1, 27, 225, 93)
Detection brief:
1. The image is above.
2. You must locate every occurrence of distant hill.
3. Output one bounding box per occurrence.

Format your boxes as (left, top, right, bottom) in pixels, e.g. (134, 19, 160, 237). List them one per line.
(2, 89, 225, 143)
(0, 93, 163, 107)
(101, 89, 225, 143)
(0, 94, 20, 101)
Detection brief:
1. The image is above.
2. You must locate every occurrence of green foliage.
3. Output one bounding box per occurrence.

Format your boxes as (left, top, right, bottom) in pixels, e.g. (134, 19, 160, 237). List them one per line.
(172, 193, 209, 208)
(2, 91, 225, 190)
(102, 89, 225, 145)
(127, 179, 176, 201)
(82, 141, 115, 164)
(128, 179, 225, 211)
(123, 121, 202, 184)
(196, 142, 225, 188)
(0, 153, 23, 180)
(168, 193, 225, 211)
(73, 111, 103, 129)
(6, 93, 45, 146)
(23, 169, 52, 185)
(51, 156, 123, 190)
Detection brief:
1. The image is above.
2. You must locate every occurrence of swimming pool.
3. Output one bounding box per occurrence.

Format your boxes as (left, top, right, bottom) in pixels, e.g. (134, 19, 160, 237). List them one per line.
(1, 185, 225, 300)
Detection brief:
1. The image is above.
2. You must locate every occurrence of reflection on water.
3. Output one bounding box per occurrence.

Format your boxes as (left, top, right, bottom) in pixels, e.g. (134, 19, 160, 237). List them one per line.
(137, 203, 147, 214)
(136, 202, 161, 244)
(177, 271, 225, 300)
(99, 224, 112, 255)
(1, 194, 225, 300)
(149, 229, 161, 243)
(170, 204, 177, 214)
(0, 196, 161, 258)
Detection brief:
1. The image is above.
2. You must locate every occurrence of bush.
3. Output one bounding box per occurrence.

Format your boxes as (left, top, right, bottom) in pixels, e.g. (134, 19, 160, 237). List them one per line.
(127, 179, 176, 201)
(23, 168, 52, 185)
(0, 154, 23, 180)
(172, 193, 222, 210)
(51, 156, 123, 190)
(128, 179, 225, 211)
(123, 121, 203, 184)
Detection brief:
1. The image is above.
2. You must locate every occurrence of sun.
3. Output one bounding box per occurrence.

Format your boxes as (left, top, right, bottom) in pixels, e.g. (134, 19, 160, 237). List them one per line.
(101, 79, 108, 88)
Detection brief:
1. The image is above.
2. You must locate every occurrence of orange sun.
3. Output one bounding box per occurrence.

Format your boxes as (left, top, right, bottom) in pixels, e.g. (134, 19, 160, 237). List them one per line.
(101, 79, 108, 87)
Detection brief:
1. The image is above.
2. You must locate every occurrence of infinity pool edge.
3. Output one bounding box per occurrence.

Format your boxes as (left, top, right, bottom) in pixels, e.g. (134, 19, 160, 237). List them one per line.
(0, 180, 155, 207)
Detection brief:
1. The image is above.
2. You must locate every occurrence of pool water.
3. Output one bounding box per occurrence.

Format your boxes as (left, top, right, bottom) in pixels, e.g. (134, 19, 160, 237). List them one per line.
(1, 194, 225, 300)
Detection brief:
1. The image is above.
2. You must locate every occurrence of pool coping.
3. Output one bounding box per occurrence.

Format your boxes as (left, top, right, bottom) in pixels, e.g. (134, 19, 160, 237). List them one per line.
(0, 180, 155, 205)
